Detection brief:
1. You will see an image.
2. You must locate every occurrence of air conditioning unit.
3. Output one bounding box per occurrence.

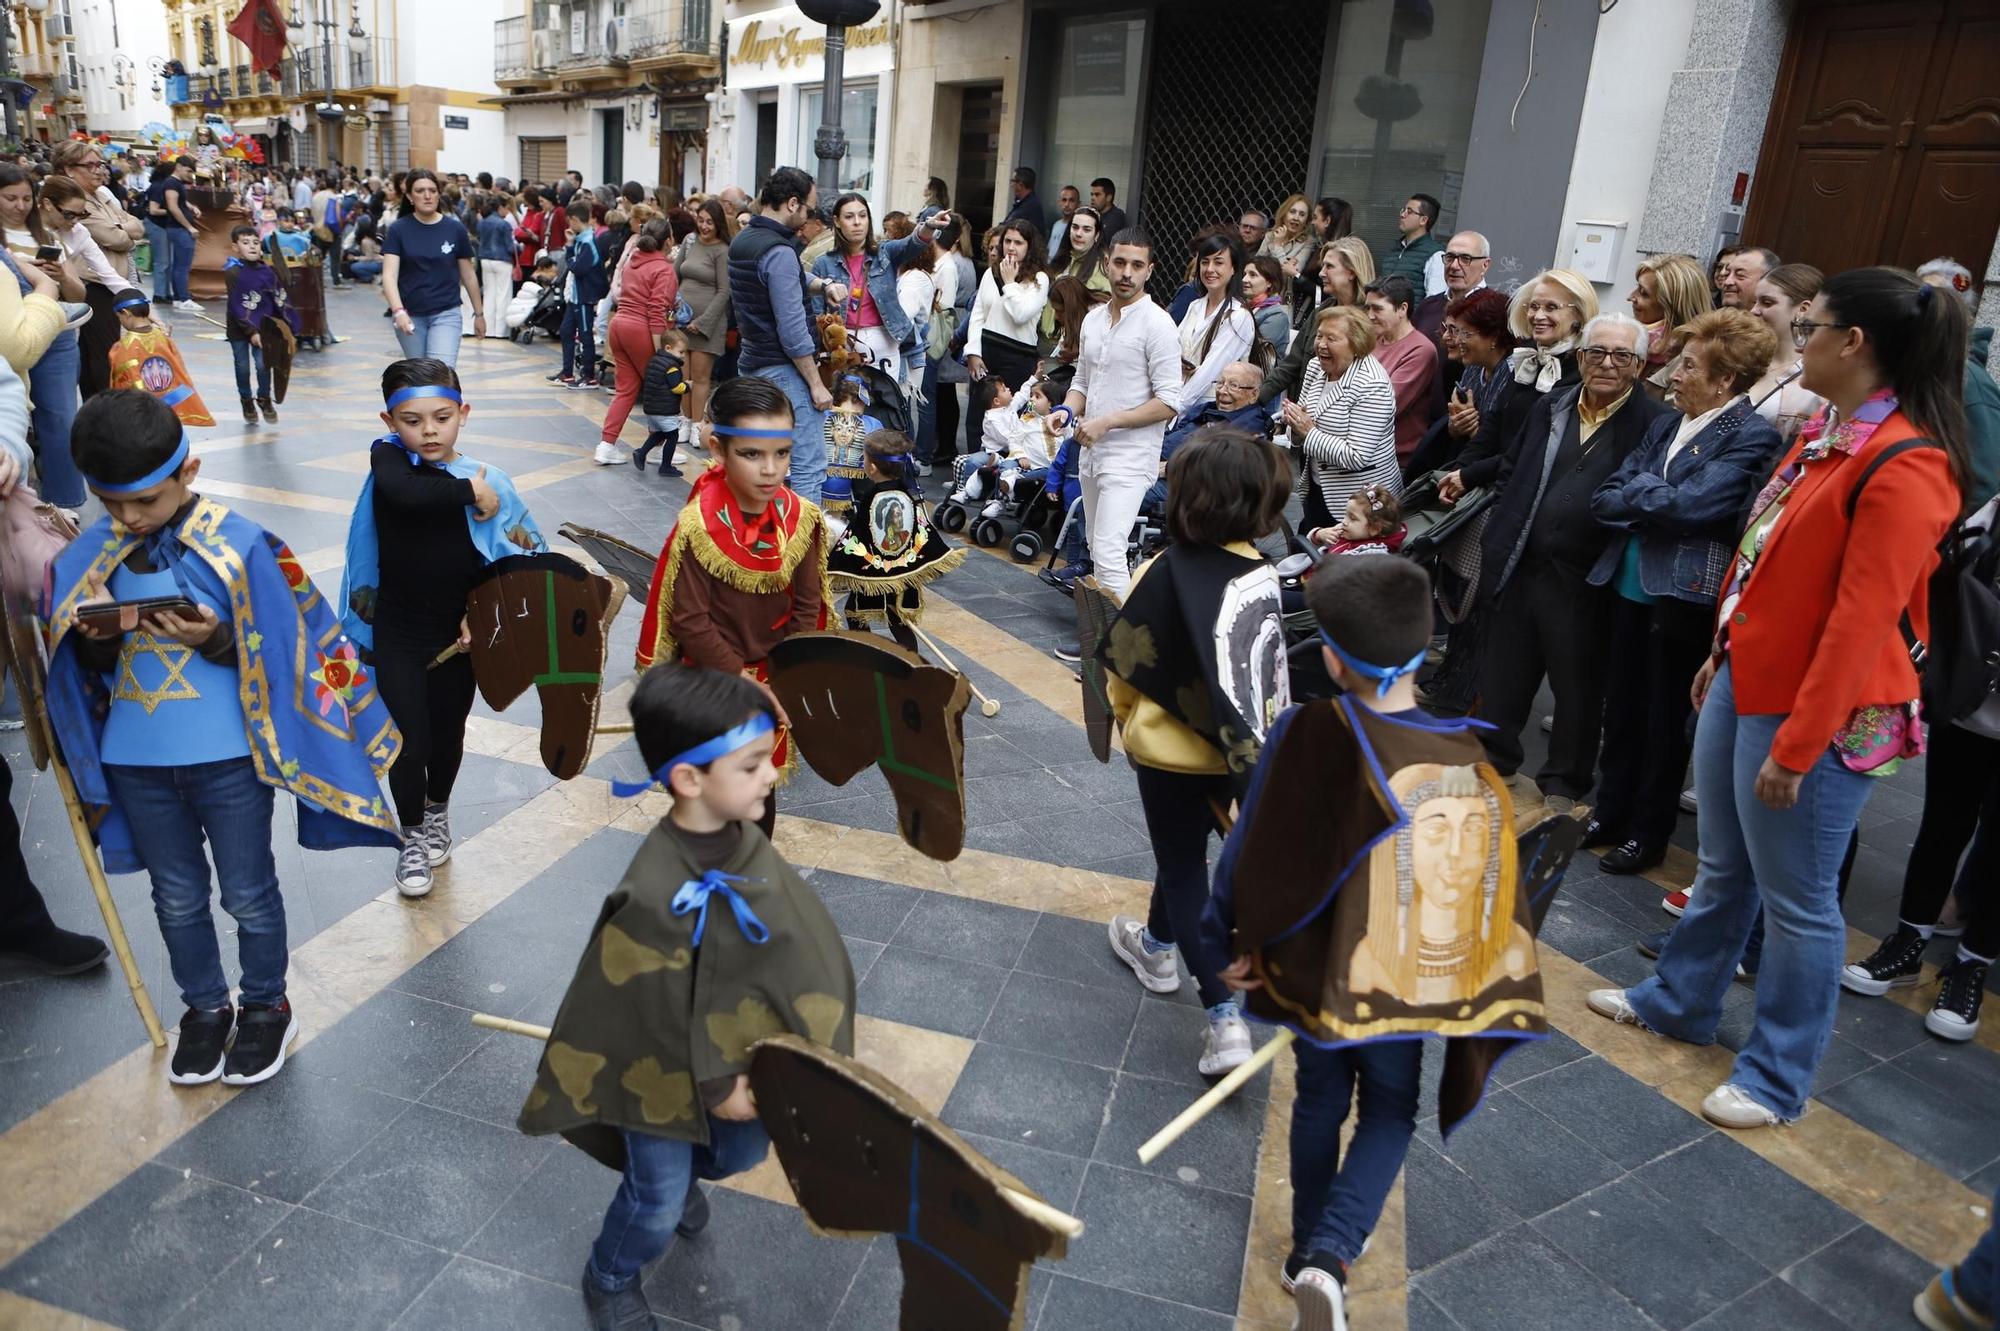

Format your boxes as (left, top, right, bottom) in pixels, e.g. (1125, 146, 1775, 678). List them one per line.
(604, 14, 626, 58)
(531, 27, 562, 68)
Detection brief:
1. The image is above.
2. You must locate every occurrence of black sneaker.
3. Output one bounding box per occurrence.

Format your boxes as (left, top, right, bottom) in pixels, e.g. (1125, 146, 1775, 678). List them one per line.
(1052, 641, 1082, 663)
(221, 999, 300, 1086)
(1927, 957, 1988, 1042)
(0, 925, 108, 975)
(1279, 1249, 1306, 1293)
(675, 1178, 709, 1237)
(1840, 925, 1928, 996)
(1292, 1252, 1349, 1331)
(1636, 929, 1671, 961)
(257, 398, 278, 423)
(581, 1272, 655, 1331)
(240, 397, 258, 424)
(170, 1006, 234, 1085)
(1601, 839, 1666, 875)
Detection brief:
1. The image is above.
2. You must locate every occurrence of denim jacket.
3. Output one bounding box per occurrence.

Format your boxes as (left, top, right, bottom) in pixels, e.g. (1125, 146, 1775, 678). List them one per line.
(1587, 396, 1784, 605)
(810, 233, 929, 349)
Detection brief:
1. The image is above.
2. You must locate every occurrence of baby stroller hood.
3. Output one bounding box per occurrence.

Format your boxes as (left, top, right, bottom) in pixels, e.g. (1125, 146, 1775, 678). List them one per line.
(1398, 467, 1498, 561)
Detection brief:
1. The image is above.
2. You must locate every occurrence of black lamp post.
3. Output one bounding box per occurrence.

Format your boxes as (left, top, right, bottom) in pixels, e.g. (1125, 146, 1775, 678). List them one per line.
(795, 0, 879, 202)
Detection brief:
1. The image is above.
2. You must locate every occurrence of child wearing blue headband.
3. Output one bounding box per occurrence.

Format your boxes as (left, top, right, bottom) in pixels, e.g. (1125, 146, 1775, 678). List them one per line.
(339, 357, 547, 897)
(518, 664, 854, 1330)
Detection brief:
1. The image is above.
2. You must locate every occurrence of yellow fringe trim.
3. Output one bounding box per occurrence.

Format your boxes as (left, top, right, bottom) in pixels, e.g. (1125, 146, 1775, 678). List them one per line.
(827, 544, 965, 602)
(645, 497, 832, 673)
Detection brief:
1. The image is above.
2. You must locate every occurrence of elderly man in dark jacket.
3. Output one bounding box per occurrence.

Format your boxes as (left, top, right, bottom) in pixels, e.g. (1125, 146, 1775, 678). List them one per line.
(1475, 313, 1667, 809)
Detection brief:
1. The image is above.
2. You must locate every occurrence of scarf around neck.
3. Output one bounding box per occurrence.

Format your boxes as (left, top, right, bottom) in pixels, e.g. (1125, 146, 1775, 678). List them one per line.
(1510, 339, 1574, 392)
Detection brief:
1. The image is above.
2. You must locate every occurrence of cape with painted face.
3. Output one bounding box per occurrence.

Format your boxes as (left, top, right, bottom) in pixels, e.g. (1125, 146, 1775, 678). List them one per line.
(1203, 696, 1549, 1138)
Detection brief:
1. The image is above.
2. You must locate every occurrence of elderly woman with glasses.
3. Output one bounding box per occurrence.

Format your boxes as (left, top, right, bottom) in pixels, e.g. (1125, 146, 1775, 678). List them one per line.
(50, 141, 143, 399)
(1277, 304, 1399, 532)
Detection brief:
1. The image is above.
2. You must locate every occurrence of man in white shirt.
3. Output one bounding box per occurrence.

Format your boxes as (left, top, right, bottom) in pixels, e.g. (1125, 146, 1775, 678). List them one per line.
(1048, 184, 1080, 262)
(1060, 232, 1183, 616)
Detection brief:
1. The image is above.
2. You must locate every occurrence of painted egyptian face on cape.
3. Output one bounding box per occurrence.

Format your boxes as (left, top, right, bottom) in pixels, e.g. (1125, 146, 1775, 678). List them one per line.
(1409, 790, 1491, 916)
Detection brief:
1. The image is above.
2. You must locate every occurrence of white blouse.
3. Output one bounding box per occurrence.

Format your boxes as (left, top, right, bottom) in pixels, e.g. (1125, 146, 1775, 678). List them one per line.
(1175, 295, 1254, 419)
(966, 269, 1049, 358)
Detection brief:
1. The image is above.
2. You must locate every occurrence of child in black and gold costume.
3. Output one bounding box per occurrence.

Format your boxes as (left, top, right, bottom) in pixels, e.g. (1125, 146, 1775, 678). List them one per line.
(517, 665, 855, 1329)
(827, 429, 963, 652)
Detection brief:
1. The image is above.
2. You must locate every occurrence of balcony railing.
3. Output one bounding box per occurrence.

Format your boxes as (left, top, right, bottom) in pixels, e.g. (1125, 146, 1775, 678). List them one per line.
(282, 36, 399, 97)
(626, 0, 715, 60)
(494, 15, 529, 79)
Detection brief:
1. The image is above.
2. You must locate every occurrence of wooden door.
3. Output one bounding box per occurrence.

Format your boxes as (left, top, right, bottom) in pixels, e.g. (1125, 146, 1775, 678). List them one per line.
(952, 83, 1002, 244)
(1746, 0, 2000, 278)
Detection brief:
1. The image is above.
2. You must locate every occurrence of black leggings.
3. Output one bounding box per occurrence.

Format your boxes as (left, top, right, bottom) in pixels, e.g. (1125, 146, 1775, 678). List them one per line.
(1899, 721, 2000, 958)
(373, 641, 477, 829)
(1134, 761, 1233, 1008)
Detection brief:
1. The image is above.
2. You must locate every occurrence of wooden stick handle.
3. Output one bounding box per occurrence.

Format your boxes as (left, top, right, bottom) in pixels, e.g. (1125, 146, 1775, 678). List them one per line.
(594, 722, 634, 735)
(907, 625, 1000, 715)
(469, 1011, 1084, 1237)
(49, 746, 165, 1048)
(1136, 1027, 1293, 1164)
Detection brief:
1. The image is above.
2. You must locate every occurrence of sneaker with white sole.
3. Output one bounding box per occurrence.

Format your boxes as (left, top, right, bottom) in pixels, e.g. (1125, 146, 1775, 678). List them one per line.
(1586, 988, 1651, 1030)
(1107, 915, 1180, 993)
(1662, 889, 1689, 917)
(1678, 788, 1698, 813)
(1291, 1262, 1349, 1331)
(419, 803, 453, 867)
(173, 299, 205, 313)
(1926, 957, 1988, 1042)
(981, 498, 1006, 519)
(1199, 1006, 1253, 1076)
(169, 1006, 234, 1085)
(592, 441, 625, 466)
(1913, 1266, 1994, 1331)
(395, 835, 433, 898)
(1701, 1083, 1783, 1129)
(221, 999, 300, 1086)
(1840, 925, 1927, 996)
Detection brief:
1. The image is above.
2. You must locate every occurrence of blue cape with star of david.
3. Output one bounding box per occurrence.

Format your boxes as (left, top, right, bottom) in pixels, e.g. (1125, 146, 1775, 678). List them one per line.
(44, 498, 404, 874)
(338, 437, 547, 654)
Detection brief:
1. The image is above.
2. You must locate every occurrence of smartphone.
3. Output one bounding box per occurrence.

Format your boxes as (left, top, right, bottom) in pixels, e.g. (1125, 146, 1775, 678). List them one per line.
(34, 244, 60, 263)
(74, 597, 200, 634)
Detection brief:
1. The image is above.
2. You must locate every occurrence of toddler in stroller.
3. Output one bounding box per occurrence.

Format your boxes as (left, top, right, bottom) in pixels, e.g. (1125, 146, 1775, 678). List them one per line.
(509, 255, 564, 344)
(948, 374, 1061, 513)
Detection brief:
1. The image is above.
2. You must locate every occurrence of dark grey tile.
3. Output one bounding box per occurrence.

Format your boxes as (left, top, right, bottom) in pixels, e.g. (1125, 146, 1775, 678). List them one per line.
(829, 1234, 1052, 1331)
(857, 945, 1007, 1039)
(887, 890, 1041, 968)
(1409, 1287, 1470, 1331)
(388, 919, 578, 1020)
(645, 1185, 869, 1326)
(1403, 1138, 1522, 1273)
(158, 1067, 406, 1203)
(956, 1131, 1093, 1212)
(297, 988, 504, 1101)
(1830, 989, 1933, 1059)
(1488, 1028, 1591, 1087)
(1017, 912, 1172, 996)
(420, 1029, 545, 1130)
(1091, 1070, 1262, 1196)
(1034, 1273, 1234, 1330)
(163, 1204, 448, 1331)
(1589, 945, 1663, 991)
(1061, 1163, 1251, 1315)
(807, 870, 921, 943)
(1967, 1154, 2000, 1195)
(303, 1101, 550, 1249)
(960, 733, 1044, 778)
(1818, 1060, 2000, 1179)
(1414, 1226, 1661, 1331)
(1533, 1175, 1768, 1328)
(942, 1044, 1116, 1160)
(1120, 1001, 1277, 1098)
(389, 1257, 586, 1331)
(1045, 759, 1147, 807)
(1423, 1088, 1623, 1220)
(1081, 852, 1158, 880)
(1783, 1224, 1936, 1331)
(1684, 1277, 1852, 1331)
(1508, 1057, 1711, 1170)
(1539, 897, 1651, 965)
(981, 971, 1139, 1069)
(843, 935, 886, 983)
(804, 792, 917, 838)
(462, 1142, 615, 1287)
(1808, 1032, 1883, 1093)
(0, 1163, 289, 1326)
(1629, 1134, 1857, 1273)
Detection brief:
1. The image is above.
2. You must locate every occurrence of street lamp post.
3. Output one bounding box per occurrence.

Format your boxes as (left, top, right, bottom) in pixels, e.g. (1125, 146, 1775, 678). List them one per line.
(795, 0, 878, 202)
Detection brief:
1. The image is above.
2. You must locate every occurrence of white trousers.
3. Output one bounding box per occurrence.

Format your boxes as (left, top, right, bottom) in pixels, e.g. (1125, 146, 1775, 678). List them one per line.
(1078, 453, 1156, 601)
(481, 260, 513, 337)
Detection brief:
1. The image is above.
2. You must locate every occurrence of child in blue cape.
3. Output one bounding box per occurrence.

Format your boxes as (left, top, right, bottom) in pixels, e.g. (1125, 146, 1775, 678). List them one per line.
(339, 357, 546, 897)
(46, 390, 402, 1088)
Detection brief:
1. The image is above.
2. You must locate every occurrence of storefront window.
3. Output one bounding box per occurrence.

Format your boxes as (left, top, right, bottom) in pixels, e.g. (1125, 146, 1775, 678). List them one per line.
(1319, 0, 1492, 258)
(799, 82, 878, 196)
(1044, 16, 1145, 222)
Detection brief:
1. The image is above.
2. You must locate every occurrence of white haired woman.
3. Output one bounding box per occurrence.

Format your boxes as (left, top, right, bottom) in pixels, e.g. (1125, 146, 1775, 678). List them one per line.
(1277, 303, 1399, 532)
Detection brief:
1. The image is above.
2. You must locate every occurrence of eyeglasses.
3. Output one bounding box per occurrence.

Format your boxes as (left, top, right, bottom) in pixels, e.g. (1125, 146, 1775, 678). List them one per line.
(1525, 300, 1575, 316)
(1791, 317, 1850, 339)
(1579, 347, 1639, 367)
(1398, 205, 1421, 216)
(55, 207, 87, 224)
(1441, 251, 1488, 266)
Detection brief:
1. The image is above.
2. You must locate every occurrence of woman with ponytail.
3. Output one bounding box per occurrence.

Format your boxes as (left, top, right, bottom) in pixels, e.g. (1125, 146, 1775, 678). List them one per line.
(1589, 266, 1968, 1131)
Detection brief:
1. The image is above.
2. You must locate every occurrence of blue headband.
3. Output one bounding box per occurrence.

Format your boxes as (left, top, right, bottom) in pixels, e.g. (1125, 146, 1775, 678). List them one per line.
(112, 293, 151, 312)
(385, 384, 463, 412)
(1319, 630, 1427, 700)
(610, 712, 778, 797)
(709, 424, 794, 440)
(85, 432, 191, 496)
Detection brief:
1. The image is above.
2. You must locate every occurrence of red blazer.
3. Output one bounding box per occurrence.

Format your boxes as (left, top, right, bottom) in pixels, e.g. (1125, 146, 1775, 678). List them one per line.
(1722, 410, 1959, 771)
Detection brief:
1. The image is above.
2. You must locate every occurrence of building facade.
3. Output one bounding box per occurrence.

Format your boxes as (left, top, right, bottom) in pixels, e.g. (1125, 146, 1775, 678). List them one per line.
(70, 0, 176, 138)
(4, 0, 85, 141)
(490, 0, 720, 192)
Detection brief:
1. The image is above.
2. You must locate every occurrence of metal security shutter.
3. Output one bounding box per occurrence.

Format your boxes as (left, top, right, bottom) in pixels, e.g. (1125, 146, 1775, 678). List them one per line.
(1135, 0, 1329, 298)
(520, 137, 567, 187)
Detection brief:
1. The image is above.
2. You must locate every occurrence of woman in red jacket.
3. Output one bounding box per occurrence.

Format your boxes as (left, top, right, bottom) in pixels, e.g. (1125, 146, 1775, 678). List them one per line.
(595, 219, 679, 467)
(1589, 267, 1970, 1130)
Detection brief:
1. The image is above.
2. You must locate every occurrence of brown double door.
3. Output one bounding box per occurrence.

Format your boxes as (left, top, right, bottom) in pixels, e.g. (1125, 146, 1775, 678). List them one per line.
(1746, 0, 2000, 279)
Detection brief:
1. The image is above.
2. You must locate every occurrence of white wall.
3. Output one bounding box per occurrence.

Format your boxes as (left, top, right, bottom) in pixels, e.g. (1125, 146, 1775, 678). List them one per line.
(435, 105, 508, 176)
(1555, 0, 1698, 306)
(405, 0, 506, 94)
(71, 0, 175, 136)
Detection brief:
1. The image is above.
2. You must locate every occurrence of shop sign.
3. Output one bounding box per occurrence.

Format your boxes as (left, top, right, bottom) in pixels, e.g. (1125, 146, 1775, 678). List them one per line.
(663, 104, 705, 132)
(444, 114, 469, 130)
(1061, 22, 1127, 98)
(732, 8, 892, 75)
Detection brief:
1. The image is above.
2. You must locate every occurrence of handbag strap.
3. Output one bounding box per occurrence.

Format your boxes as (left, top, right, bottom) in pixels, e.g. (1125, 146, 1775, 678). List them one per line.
(1844, 437, 1944, 668)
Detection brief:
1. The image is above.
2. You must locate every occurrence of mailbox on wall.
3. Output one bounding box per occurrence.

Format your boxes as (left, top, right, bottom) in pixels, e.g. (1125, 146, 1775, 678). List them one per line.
(1567, 219, 1628, 284)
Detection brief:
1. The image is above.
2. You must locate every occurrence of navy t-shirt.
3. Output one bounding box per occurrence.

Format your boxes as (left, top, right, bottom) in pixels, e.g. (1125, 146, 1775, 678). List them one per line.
(147, 175, 193, 232)
(383, 213, 474, 317)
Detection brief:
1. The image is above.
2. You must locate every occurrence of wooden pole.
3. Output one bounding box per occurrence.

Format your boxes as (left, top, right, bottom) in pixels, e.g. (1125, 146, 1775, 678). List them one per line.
(468, 1011, 1083, 1238)
(906, 625, 1001, 717)
(47, 744, 166, 1048)
(1136, 1027, 1293, 1165)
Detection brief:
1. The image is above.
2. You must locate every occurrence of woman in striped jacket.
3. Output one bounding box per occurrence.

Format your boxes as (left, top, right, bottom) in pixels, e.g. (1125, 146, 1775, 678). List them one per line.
(1277, 303, 1400, 532)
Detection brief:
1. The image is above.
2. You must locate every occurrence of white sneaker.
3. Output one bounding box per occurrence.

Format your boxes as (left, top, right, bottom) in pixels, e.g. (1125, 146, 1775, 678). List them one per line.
(173, 299, 204, 312)
(1679, 787, 1698, 813)
(1198, 1008, 1253, 1076)
(395, 836, 433, 898)
(1701, 1083, 1783, 1129)
(419, 804, 452, 867)
(1291, 1267, 1348, 1331)
(947, 487, 970, 504)
(592, 441, 625, 466)
(981, 498, 1006, 519)
(1586, 988, 1650, 1029)
(1106, 915, 1180, 993)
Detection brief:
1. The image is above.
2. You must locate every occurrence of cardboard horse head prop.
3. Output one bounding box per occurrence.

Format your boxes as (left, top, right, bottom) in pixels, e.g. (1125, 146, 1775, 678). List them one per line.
(463, 553, 621, 780)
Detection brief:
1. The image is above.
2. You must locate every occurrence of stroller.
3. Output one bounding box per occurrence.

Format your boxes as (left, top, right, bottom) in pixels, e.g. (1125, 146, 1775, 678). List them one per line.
(513, 254, 568, 346)
(932, 454, 1056, 554)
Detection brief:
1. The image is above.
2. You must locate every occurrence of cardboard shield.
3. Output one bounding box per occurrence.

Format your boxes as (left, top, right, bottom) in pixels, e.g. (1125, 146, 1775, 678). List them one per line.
(558, 521, 659, 598)
(768, 632, 969, 861)
(261, 317, 297, 403)
(1073, 577, 1118, 764)
(463, 554, 619, 780)
(750, 1036, 1070, 1331)
(1514, 805, 1588, 933)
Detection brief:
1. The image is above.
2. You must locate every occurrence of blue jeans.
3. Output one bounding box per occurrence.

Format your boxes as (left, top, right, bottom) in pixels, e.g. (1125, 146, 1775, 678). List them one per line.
(1626, 662, 1875, 1119)
(394, 308, 463, 366)
(749, 362, 826, 504)
(143, 218, 169, 300)
(586, 1119, 770, 1292)
(1290, 1038, 1423, 1263)
(166, 226, 195, 304)
(230, 338, 270, 401)
(102, 756, 284, 1011)
(349, 259, 381, 282)
(559, 299, 596, 380)
(1959, 1185, 1999, 1316)
(27, 330, 82, 507)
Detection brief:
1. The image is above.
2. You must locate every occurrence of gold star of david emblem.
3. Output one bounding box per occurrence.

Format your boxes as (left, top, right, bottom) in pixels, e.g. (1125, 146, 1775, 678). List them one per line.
(113, 634, 200, 714)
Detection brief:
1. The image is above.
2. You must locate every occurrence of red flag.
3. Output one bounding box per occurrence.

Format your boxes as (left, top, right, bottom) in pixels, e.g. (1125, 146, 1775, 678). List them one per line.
(226, 0, 290, 79)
